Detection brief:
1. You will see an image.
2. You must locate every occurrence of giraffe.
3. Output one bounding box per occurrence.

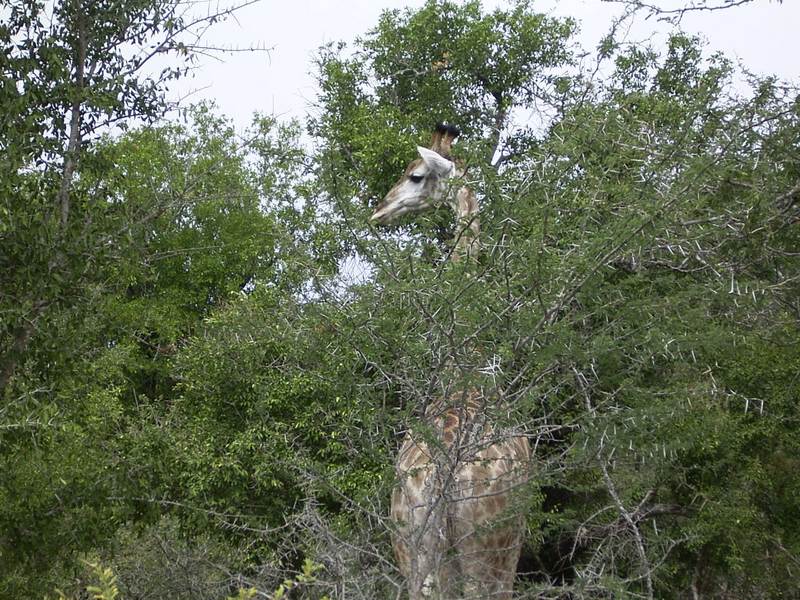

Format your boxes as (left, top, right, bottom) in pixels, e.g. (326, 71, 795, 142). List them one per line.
(371, 124, 531, 599)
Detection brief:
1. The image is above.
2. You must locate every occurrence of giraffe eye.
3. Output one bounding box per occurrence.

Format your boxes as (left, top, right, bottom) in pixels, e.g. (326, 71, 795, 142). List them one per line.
(408, 174, 424, 184)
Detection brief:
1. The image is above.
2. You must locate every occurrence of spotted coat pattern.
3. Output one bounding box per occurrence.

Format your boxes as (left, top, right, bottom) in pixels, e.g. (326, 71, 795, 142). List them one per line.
(390, 391, 530, 599)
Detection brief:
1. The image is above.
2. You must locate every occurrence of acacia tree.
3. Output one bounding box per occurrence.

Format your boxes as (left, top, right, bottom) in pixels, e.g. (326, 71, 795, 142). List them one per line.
(305, 1, 800, 597)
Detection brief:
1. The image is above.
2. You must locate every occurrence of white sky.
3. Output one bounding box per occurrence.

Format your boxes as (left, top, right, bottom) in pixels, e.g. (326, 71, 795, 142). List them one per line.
(171, 0, 799, 128)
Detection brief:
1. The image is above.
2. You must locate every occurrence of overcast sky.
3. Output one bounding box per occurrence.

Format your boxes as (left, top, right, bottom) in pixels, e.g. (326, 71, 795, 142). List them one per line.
(170, 0, 799, 128)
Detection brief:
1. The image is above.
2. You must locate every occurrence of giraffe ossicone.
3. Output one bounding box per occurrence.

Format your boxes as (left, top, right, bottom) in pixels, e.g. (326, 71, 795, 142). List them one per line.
(372, 125, 531, 599)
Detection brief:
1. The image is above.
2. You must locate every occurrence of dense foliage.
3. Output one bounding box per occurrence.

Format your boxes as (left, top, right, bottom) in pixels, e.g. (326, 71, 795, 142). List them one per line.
(1, 0, 798, 598)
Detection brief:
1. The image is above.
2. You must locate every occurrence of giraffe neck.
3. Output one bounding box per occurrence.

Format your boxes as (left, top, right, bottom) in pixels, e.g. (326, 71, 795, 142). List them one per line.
(446, 174, 480, 260)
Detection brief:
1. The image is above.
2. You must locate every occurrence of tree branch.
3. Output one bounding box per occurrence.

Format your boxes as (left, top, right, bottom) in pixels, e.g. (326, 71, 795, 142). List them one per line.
(57, 0, 87, 230)
(601, 0, 780, 24)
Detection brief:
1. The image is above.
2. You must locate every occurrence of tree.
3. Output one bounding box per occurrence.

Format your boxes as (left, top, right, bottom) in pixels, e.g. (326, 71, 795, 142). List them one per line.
(1, 96, 326, 595)
(0, 0, 274, 594)
(307, 1, 800, 597)
(3, 0, 798, 597)
(311, 0, 574, 237)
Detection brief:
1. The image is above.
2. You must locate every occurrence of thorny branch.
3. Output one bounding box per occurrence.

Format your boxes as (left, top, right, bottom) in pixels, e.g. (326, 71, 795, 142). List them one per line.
(575, 366, 654, 599)
(601, 0, 780, 23)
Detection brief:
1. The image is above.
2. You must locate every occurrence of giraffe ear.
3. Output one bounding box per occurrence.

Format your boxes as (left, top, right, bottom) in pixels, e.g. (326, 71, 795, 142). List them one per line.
(417, 146, 454, 177)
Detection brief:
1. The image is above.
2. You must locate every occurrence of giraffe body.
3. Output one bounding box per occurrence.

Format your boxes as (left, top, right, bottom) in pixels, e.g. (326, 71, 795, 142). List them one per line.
(391, 393, 530, 599)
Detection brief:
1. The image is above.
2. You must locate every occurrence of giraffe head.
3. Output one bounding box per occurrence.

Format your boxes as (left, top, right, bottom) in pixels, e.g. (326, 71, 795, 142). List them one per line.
(370, 124, 462, 225)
